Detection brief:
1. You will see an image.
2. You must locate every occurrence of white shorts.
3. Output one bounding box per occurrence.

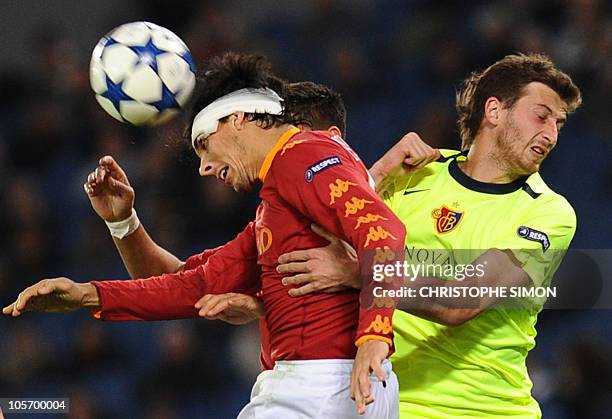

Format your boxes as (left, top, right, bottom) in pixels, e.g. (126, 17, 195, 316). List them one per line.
(237, 359, 399, 419)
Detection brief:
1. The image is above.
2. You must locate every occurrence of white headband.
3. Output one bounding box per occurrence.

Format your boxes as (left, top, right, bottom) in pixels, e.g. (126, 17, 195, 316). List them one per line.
(191, 87, 284, 148)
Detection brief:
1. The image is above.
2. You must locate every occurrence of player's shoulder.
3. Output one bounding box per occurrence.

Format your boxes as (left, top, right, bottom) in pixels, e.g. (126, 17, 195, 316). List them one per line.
(286, 130, 349, 153)
(522, 172, 576, 225)
(274, 130, 357, 167)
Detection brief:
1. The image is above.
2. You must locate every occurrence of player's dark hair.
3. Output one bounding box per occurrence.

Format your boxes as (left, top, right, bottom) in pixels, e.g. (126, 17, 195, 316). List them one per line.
(186, 52, 287, 140)
(456, 53, 582, 151)
(282, 81, 347, 136)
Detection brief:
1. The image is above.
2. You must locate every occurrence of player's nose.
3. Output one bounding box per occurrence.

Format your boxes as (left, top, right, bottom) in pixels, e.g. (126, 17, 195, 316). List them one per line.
(542, 118, 558, 145)
(542, 127, 557, 148)
(199, 158, 216, 177)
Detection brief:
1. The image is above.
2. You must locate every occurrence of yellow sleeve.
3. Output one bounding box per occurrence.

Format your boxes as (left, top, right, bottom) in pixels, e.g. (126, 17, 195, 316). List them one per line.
(496, 195, 576, 287)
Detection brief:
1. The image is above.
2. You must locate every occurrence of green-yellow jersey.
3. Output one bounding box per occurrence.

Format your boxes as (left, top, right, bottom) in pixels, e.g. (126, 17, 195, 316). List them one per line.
(385, 150, 576, 418)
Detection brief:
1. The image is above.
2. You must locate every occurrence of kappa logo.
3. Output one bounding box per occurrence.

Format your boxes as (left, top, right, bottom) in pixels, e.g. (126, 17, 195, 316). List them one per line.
(364, 226, 397, 247)
(364, 315, 392, 334)
(354, 213, 389, 230)
(374, 246, 396, 263)
(329, 179, 358, 205)
(517, 226, 550, 252)
(432, 205, 464, 234)
(305, 156, 342, 182)
(280, 139, 306, 156)
(344, 197, 374, 216)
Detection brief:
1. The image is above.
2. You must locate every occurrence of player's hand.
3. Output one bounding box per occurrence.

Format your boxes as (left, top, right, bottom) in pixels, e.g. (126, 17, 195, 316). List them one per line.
(277, 224, 360, 297)
(2, 278, 100, 317)
(351, 340, 390, 415)
(194, 293, 265, 325)
(84, 155, 135, 222)
(370, 132, 441, 192)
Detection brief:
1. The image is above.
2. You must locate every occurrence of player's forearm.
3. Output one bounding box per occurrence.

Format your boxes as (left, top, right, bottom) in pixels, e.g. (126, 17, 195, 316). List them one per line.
(368, 160, 386, 189)
(395, 276, 482, 325)
(397, 277, 482, 326)
(112, 224, 184, 278)
(397, 250, 531, 324)
(90, 267, 209, 321)
(91, 238, 262, 321)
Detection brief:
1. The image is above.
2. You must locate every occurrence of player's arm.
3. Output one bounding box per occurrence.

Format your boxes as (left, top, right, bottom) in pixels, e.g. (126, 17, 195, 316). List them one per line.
(3, 225, 261, 321)
(280, 197, 576, 325)
(277, 239, 527, 324)
(84, 155, 185, 277)
(281, 245, 541, 325)
(368, 132, 440, 193)
(1, 268, 212, 320)
(397, 249, 531, 325)
(92, 222, 261, 321)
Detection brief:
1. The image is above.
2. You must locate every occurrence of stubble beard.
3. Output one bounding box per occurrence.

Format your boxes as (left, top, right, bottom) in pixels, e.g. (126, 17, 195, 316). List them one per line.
(490, 116, 534, 179)
(233, 136, 257, 192)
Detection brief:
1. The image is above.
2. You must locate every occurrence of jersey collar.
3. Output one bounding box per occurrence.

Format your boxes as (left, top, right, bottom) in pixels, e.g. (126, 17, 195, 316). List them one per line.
(448, 158, 529, 194)
(258, 127, 301, 181)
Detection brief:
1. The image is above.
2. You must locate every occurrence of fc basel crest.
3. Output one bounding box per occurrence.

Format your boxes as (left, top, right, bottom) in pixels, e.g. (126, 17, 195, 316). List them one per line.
(432, 206, 464, 234)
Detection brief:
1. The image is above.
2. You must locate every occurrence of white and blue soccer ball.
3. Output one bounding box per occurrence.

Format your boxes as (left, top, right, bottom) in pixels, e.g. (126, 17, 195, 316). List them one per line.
(90, 21, 196, 126)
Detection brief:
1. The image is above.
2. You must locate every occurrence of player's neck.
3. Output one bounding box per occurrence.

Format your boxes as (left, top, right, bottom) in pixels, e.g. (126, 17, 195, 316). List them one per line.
(251, 124, 297, 176)
(462, 139, 523, 184)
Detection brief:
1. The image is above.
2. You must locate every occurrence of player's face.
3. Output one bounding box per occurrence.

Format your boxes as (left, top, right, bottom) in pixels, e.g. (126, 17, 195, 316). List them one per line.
(495, 82, 567, 176)
(194, 120, 256, 192)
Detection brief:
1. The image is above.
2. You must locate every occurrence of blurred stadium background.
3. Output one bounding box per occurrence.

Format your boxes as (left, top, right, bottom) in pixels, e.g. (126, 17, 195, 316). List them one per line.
(0, 0, 610, 418)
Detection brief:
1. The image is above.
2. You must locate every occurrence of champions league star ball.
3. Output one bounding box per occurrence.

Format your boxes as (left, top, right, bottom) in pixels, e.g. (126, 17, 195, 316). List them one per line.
(89, 21, 196, 126)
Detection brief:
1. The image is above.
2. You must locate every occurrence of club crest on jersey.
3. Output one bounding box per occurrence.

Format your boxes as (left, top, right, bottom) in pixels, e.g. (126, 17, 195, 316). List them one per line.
(517, 226, 550, 252)
(305, 156, 342, 182)
(432, 206, 464, 234)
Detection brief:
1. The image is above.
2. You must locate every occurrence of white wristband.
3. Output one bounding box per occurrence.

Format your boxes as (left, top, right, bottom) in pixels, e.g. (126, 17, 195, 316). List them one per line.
(105, 208, 140, 239)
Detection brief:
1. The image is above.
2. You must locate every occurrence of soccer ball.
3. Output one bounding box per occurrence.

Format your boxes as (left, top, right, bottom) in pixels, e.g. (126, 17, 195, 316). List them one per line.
(89, 21, 196, 126)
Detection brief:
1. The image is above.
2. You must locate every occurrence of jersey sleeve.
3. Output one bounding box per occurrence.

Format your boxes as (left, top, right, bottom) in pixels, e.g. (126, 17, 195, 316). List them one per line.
(91, 223, 261, 321)
(495, 194, 576, 287)
(183, 248, 220, 270)
(183, 221, 256, 270)
(272, 139, 406, 350)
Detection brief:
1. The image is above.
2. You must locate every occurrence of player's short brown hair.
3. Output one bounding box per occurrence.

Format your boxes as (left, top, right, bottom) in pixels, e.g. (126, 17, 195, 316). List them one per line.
(456, 53, 582, 150)
(282, 81, 347, 136)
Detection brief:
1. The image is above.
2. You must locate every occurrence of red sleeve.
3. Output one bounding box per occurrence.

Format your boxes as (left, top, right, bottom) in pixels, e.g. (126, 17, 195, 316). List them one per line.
(183, 248, 219, 270)
(91, 222, 261, 321)
(183, 221, 256, 270)
(272, 136, 405, 351)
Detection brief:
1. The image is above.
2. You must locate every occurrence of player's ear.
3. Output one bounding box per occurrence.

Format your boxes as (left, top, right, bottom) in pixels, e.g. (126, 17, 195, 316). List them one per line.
(483, 97, 502, 127)
(328, 126, 342, 137)
(230, 112, 247, 131)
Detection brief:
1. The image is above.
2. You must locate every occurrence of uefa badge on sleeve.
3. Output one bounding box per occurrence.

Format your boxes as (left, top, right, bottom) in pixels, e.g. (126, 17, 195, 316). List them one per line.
(517, 226, 550, 252)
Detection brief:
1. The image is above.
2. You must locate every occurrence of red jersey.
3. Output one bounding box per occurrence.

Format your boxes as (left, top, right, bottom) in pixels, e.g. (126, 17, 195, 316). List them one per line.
(92, 128, 405, 363)
(181, 231, 272, 371)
